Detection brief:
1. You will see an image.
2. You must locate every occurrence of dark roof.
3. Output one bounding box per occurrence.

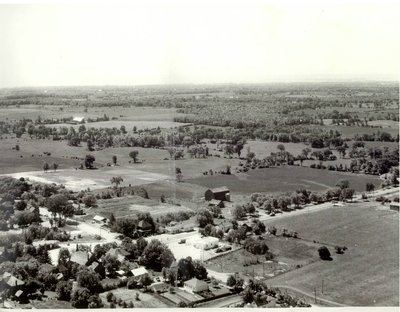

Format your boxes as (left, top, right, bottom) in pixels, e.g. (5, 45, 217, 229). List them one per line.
(138, 220, 152, 229)
(209, 186, 229, 194)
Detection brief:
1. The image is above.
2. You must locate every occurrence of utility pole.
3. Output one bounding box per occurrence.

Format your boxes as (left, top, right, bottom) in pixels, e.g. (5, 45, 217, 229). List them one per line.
(321, 279, 324, 294)
(314, 287, 317, 304)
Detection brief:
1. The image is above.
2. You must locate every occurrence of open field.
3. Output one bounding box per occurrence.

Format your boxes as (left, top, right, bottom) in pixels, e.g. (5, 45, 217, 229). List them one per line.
(263, 201, 399, 306)
(187, 166, 382, 195)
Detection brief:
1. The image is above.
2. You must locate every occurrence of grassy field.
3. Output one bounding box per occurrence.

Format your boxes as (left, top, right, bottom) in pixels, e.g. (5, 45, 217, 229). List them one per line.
(263, 202, 399, 306)
(99, 288, 171, 308)
(187, 166, 381, 195)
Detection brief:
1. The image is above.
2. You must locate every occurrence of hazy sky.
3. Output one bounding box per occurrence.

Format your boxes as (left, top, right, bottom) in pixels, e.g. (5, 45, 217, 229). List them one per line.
(0, 0, 399, 87)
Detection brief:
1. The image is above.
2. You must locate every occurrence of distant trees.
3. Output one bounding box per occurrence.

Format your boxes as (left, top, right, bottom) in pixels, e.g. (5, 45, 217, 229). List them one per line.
(366, 182, 375, 193)
(83, 194, 97, 207)
(129, 150, 139, 163)
(110, 176, 123, 188)
(84, 154, 95, 169)
(112, 155, 117, 165)
(336, 179, 349, 190)
(224, 144, 234, 158)
(43, 162, 50, 172)
(244, 237, 269, 255)
(52, 162, 59, 172)
(46, 194, 74, 223)
(318, 246, 332, 260)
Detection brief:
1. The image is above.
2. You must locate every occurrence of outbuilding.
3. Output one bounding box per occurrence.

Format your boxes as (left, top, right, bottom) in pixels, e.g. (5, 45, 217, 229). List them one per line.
(205, 186, 230, 201)
(389, 202, 399, 212)
(184, 278, 208, 293)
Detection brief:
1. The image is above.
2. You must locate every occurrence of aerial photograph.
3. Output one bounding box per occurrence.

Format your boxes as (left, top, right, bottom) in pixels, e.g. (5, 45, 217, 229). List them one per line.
(0, 0, 398, 310)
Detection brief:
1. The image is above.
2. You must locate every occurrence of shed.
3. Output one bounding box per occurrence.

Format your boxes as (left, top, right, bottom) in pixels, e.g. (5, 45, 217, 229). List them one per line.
(138, 220, 152, 232)
(208, 199, 225, 208)
(205, 186, 230, 201)
(130, 266, 149, 278)
(184, 278, 208, 293)
(72, 116, 85, 124)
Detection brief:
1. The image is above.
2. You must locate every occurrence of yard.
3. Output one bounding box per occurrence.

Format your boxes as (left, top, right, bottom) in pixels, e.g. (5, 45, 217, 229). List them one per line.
(99, 288, 171, 308)
(263, 201, 399, 306)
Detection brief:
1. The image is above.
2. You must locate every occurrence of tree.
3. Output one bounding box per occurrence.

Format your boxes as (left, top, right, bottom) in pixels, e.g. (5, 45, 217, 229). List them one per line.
(193, 260, 208, 280)
(83, 194, 97, 207)
(318, 246, 332, 260)
(103, 254, 121, 277)
(71, 287, 91, 308)
(366, 182, 375, 193)
(88, 294, 104, 308)
(224, 144, 234, 158)
(77, 269, 102, 294)
(176, 167, 183, 182)
(43, 162, 50, 173)
(242, 287, 254, 303)
(336, 179, 350, 190)
(87, 139, 94, 151)
(231, 205, 246, 220)
(56, 281, 72, 301)
(84, 154, 95, 169)
(129, 150, 139, 163)
(46, 194, 74, 223)
(58, 248, 71, 267)
(340, 188, 355, 202)
(139, 274, 153, 287)
(196, 209, 214, 228)
(141, 239, 175, 271)
(52, 162, 59, 172)
(110, 176, 123, 188)
(112, 155, 117, 165)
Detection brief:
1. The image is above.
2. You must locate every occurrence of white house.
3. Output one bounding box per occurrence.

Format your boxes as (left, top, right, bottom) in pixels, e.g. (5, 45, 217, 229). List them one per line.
(93, 215, 107, 223)
(130, 267, 149, 278)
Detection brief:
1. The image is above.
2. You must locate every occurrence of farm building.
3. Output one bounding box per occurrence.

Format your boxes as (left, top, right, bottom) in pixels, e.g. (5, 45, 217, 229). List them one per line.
(150, 282, 169, 293)
(389, 202, 399, 212)
(184, 278, 208, 293)
(138, 220, 152, 233)
(93, 215, 107, 223)
(186, 236, 219, 250)
(205, 186, 230, 201)
(71, 116, 85, 124)
(130, 266, 149, 278)
(208, 199, 224, 208)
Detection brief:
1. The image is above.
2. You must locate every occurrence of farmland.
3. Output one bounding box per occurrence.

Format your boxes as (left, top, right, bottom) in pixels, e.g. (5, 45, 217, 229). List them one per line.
(0, 83, 398, 309)
(264, 200, 399, 306)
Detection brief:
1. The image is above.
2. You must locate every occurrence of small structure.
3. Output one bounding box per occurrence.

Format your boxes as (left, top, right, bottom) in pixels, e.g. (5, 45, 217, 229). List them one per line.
(32, 240, 60, 249)
(93, 215, 107, 224)
(208, 199, 225, 208)
(184, 278, 208, 293)
(186, 236, 219, 250)
(150, 282, 169, 293)
(205, 186, 230, 201)
(130, 266, 149, 278)
(137, 220, 152, 234)
(389, 202, 399, 212)
(72, 116, 85, 124)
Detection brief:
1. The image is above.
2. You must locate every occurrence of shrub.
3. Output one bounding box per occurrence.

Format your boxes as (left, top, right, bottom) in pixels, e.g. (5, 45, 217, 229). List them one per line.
(106, 292, 114, 302)
(318, 246, 332, 260)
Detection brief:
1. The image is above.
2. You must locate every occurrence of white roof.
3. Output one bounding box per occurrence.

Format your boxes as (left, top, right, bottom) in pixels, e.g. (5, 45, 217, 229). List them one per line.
(130, 267, 149, 276)
(93, 215, 107, 221)
(73, 116, 85, 122)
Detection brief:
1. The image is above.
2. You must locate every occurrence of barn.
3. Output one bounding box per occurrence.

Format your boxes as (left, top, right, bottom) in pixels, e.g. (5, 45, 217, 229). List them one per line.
(205, 186, 230, 201)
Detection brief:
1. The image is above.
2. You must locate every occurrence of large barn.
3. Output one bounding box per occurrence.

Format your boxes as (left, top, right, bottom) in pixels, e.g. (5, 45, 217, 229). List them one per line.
(205, 186, 230, 201)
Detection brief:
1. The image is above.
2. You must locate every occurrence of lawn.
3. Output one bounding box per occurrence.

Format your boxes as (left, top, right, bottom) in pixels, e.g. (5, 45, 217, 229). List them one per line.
(99, 288, 171, 308)
(187, 166, 381, 195)
(263, 201, 399, 306)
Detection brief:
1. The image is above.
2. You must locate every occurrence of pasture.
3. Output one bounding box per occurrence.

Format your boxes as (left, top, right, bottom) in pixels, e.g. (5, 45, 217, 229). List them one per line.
(264, 202, 399, 306)
(187, 166, 382, 195)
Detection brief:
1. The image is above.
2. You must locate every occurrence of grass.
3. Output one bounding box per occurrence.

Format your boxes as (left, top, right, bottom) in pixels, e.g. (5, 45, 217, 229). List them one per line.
(99, 288, 171, 308)
(187, 166, 381, 195)
(264, 201, 399, 306)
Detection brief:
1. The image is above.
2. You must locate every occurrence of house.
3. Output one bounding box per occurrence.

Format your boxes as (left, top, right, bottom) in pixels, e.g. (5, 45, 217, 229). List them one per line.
(39, 263, 55, 275)
(186, 236, 219, 250)
(72, 116, 85, 124)
(32, 240, 60, 249)
(150, 282, 169, 293)
(184, 278, 208, 293)
(93, 215, 107, 224)
(105, 248, 130, 262)
(389, 202, 399, 212)
(88, 261, 106, 279)
(208, 199, 225, 208)
(130, 266, 149, 278)
(205, 186, 230, 201)
(137, 220, 152, 233)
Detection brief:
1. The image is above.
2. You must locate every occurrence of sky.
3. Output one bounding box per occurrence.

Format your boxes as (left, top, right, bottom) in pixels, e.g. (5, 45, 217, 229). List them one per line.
(0, 0, 399, 88)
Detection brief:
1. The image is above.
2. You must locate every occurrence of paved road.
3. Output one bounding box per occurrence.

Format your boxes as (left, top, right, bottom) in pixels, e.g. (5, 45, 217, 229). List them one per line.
(195, 294, 242, 308)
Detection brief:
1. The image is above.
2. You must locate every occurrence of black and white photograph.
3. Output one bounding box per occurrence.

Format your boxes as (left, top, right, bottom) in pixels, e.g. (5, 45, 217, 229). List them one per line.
(0, 0, 399, 310)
